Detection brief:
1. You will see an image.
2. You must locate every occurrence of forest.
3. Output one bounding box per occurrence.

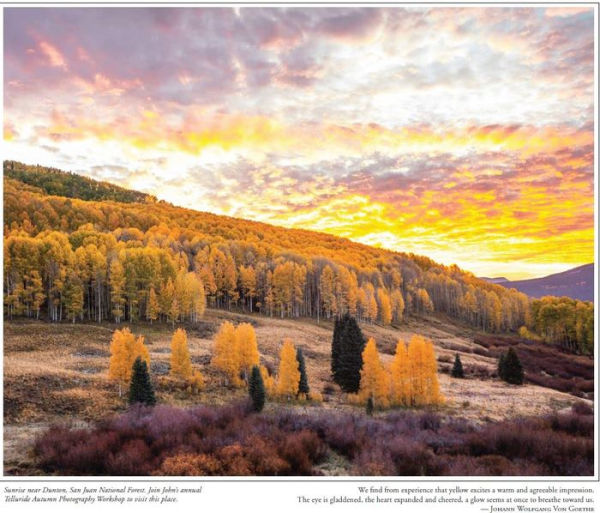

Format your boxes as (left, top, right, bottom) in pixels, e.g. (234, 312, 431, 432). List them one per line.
(3, 160, 594, 354)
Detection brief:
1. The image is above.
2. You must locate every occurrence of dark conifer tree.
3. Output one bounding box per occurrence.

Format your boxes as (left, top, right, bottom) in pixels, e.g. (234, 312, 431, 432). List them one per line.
(128, 357, 156, 406)
(296, 347, 310, 396)
(331, 317, 342, 380)
(497, 352, 507, 380)
(451, 353, 464, 378)
(249, 365, 266, 412)
(502, 347, 524, 385)
(332, 314, 365, 393)
(366, 396, 374, 416)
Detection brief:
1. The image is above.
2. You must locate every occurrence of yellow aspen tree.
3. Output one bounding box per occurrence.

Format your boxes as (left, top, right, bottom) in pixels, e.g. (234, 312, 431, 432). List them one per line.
(358, 338, 390, 408)
(168, 298, 179, 327)
(147, 286, 159, 323)
(422, 338, 444, 405)
(159, 278, 175, 316)
(320, 265, 337, 318)
(407, 335, 427, 405)
(212, 321, 241, 386)
(259, 365, 276, 397)
(234, 322, 259, 382)
(377, 289, 392, 325)
(108, 328, 150, 396)
(407, 334, 443, 406)
(109, 258, 125, 323)
(276, 338, 300, 400)
(390, 289, 405, 323)
(357, 287, 369, 321)
(170, 328, 193, 380)
(368, 292, 378, 323)
(390, 339, 412, 406)
(239, 265, 257, 311)
(190, 273, 206, 322)
(175, 270, 193, 319)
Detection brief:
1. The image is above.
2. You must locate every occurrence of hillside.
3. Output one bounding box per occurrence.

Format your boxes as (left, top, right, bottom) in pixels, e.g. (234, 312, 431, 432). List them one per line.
(3, 161, 594, 354)
(4, 160, 156, 204)
(482, 264, 594, 302)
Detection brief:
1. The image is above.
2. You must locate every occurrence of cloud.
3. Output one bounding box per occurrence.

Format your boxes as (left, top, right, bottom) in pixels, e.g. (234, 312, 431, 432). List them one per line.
(3, 7, 595, 279)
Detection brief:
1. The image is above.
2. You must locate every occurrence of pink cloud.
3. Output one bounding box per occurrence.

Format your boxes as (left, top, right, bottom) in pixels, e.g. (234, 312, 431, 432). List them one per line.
(38, 40, 67, 70)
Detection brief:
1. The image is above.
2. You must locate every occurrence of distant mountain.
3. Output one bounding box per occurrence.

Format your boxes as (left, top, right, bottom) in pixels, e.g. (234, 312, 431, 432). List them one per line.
(479, 277, 509, 285)
(481, 264, 594, 302)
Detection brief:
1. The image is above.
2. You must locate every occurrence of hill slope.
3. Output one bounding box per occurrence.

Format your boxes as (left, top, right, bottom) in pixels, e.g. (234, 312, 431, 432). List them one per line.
(481, 264, 594, 302)
(4, 160, 156, 204)
(3, 161, 593, 354)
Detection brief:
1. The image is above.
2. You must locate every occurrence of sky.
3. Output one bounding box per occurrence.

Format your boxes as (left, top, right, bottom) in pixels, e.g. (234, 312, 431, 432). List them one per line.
(3, 6, 596, 280)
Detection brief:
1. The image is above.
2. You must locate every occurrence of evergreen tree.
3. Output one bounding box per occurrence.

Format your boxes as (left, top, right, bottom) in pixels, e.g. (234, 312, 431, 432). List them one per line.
(248, 365, 266, 412)
(500, 347, 524, 385)
(331, 316, 342, 379)
(366, 396, 374, 416)
(497, 352, 507, 380)
(332, 314, 366, 393)
(128, 357, 156, 406)
(451, 353, 464, 378)
(296, 347, 310, 396)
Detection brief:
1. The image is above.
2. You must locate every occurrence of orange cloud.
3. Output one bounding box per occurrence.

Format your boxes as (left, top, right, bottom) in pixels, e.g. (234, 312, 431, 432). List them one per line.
(38, 40, 67, 70)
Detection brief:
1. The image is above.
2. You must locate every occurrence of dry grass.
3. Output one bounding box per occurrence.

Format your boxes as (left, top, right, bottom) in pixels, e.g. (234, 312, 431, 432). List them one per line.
(3, 311, 591, 473)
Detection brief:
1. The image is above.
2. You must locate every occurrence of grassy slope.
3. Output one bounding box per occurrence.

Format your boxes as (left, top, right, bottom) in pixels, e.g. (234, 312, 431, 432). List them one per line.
(3, 312, 584, 474)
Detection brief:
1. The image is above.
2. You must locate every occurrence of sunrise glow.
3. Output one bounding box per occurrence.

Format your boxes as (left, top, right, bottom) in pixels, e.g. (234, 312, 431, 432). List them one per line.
(3, 7, 595, 279)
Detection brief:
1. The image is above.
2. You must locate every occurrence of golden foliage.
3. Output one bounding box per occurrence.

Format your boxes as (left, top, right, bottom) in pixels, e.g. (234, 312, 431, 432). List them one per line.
(170, 328, 193, 380)
(358, 338, 390, 408)
(235, 322, 259, 380)
(276, 338, 300, 399)
(108, 328, 150, 393)
(211, 321, 241, 386)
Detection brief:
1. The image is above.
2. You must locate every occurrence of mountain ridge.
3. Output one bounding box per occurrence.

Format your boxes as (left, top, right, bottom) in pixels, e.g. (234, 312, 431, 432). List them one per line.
(480, 264, 594, 302)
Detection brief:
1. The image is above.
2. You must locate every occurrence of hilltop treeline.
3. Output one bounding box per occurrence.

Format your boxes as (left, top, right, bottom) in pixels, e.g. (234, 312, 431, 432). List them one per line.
(3, 162, 593, 354)
(4, 160, 155, 204)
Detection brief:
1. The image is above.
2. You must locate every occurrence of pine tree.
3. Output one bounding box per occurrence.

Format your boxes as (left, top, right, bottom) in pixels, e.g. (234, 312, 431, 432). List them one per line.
(332, 314, 365, 393)
(358, 338, 390, 408)
(129, 357, 156, 406)
(296, 347, 310, 397)
(248, 365, 266, 412)
(331, 316, 342, 380)
(276, 338, 300, 400)
(170, 328, 193, 380)
(366, 396, 374, 416)
(451, 353, 464, 378)
(108, 328, 150, 396)
(498, 353, 507, 380)
(500, 347, 524, 385)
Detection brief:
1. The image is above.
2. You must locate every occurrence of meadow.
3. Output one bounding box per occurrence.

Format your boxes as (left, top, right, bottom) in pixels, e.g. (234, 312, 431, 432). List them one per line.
(4, 309, 592, 476)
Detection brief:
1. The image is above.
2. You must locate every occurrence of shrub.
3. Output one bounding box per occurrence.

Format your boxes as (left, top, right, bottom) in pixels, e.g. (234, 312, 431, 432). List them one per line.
(34, 402, 593, 476)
